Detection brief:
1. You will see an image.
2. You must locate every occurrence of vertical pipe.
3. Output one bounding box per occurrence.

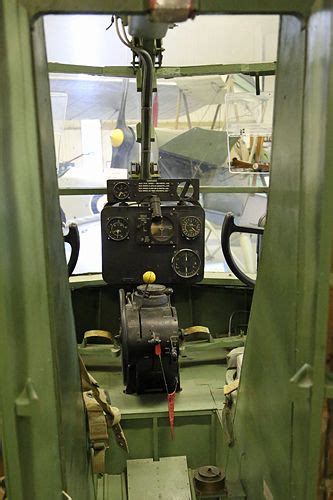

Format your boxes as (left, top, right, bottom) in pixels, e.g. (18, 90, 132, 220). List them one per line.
(136, 48, 154, 180)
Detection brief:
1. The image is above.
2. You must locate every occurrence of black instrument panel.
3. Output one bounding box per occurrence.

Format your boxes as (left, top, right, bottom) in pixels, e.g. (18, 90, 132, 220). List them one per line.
(101, 204, 205, 285)
(107, 178, 200, 204)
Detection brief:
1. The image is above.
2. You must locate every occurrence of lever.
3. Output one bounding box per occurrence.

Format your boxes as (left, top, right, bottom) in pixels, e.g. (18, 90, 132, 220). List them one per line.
(150, 195, 162, 221)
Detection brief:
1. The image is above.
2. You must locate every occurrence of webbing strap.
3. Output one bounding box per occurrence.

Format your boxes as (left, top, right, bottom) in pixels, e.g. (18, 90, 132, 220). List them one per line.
(83, 329, 113, 344)
(182, 325, 210, 336)
(224, 379, 240, 395)
(79, 356, 128, 473)
(83, 391, 108, 473)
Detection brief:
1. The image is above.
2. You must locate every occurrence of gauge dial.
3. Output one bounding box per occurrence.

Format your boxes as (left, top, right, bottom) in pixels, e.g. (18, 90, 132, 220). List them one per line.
(113, 181, 130, 201)
(181, 216, 202, 239)
(107, 217, 129, 241)
(172, 249, 201, 278)
(150, 217, 174, 242)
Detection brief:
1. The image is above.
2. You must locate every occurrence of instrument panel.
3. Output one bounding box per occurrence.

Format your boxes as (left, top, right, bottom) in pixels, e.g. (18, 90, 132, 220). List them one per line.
(101, 180, 205, 285)
(106, 217, 129, 241)
(180, 216, 202, 239)
(172, 249, 201, 278)
(107, 178, 200, 203)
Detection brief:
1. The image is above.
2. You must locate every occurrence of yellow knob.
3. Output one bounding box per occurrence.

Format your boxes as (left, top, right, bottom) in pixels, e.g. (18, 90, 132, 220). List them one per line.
(143, 271, 156, 284)
(110, 128, 125, 148)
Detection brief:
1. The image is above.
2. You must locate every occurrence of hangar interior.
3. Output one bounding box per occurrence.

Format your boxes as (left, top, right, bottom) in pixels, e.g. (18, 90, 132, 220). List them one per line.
(0, 2, 332, 500)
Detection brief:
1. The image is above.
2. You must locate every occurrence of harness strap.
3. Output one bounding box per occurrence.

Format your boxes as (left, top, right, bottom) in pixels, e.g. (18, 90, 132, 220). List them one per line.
(79, 356, 128, 473)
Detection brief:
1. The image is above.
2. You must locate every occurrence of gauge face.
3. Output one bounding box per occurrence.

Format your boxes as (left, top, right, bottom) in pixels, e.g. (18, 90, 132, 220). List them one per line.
(150, 217, 174, 242)
(107, 217, 129, 241)
(181, 216, 202, 239)
(113, 181, 129, 200)
(172, 249, 201, 278)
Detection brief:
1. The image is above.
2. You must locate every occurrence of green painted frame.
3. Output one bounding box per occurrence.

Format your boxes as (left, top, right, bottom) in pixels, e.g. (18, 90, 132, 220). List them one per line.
(0, 1, 332, 499)
(48, 61, 276, 79)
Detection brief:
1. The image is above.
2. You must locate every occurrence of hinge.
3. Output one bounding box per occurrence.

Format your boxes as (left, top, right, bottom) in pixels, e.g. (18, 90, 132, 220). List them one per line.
(290, 363, 313, 396)
(15, 379, 39, 417)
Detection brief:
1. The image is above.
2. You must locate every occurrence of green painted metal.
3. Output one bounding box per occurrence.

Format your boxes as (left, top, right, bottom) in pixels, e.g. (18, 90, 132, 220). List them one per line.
(24, 0, 150, 17)
(95, 359, 227, 475)
(195, 0, 312, 16)
(32, 18, 96, 500)
(0, 3, 93, 499)
(224, 9, 333, 500)
(326, 384, 333, 399)
(156, 62, 276, 79)
(1, 1, 332, 499)
(199, 186, 268, 194)
(0, 3, 62, 499)
(71, 283, 252, 344)
(22, 0, 313, 17)
(126, 456, 191, 499)
(96, 474, 126, 500)
(78, 336, 245, 369)
(48, 61, 276, 79)
(49, 63, 137, 78)
(296, 7, 333, 499)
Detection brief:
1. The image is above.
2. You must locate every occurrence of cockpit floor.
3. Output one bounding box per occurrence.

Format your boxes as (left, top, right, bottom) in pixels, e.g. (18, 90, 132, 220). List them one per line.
(92, 359, 227, 415)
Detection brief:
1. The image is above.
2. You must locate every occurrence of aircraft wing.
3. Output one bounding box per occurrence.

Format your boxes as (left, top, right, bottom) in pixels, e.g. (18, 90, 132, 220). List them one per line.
(49, 74, 228, 121)
(159, 127, 235, 166)
(174, 75, 227, 108)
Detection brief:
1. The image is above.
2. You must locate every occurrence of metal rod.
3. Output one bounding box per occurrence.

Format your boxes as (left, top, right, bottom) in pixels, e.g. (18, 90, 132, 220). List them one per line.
(211, 104, 221, 130)
(182, 92, 192, 129)
(175, 89, 182, 129)
(136, 48, 154, 180)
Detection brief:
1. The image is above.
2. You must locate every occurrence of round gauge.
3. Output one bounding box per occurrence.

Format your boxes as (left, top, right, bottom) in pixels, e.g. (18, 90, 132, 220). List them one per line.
(181, 216, 202, 239)
(113, 181, 129, 201)
(150, 217, 174, 242)
(172, 249, 201, 278)
(106, 217, 129, 241)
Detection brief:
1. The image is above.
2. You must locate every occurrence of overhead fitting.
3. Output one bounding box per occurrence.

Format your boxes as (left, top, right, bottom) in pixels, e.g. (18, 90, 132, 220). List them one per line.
(115, 16, 167, 180)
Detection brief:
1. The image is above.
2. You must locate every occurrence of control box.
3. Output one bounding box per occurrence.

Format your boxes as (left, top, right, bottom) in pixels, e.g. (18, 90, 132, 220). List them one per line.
(101, 179, 205, 285)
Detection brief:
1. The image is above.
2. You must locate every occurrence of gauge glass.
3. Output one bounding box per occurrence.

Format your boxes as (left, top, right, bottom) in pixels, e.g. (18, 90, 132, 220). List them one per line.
(107, 217, 129, 241)
(172, 249, 201, 278)
(181, 216, 202, 239)
(177, 181, 195, 199)
(150, 217, 174, 242)
(113, 181, 129, 200)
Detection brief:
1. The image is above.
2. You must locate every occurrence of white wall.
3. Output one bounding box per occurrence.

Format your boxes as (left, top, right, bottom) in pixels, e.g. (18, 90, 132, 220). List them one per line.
(44, 14, 279, 66)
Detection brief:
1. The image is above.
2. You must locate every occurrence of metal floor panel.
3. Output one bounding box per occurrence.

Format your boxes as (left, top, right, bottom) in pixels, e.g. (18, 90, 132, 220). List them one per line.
(95, 363, 226, 416)
(96, 473, 126, 500)
(127, 456, 191, 500)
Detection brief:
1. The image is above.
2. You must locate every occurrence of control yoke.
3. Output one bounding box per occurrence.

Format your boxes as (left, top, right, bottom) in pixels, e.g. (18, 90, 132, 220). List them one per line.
(221, 213, 264, 287)
(64, 223, 80, 276)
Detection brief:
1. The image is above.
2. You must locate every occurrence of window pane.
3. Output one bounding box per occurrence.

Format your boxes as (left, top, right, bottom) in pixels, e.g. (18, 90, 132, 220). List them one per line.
(61, 193, 266, 277)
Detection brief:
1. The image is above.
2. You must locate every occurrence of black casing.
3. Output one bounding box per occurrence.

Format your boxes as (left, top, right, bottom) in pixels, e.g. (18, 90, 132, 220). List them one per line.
(101, 203, 205, 285)
(120, 286, 180, 394)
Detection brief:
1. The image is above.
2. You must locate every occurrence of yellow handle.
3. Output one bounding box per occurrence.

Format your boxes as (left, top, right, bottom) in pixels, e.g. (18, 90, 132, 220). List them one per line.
(143, 271, 156, 284)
